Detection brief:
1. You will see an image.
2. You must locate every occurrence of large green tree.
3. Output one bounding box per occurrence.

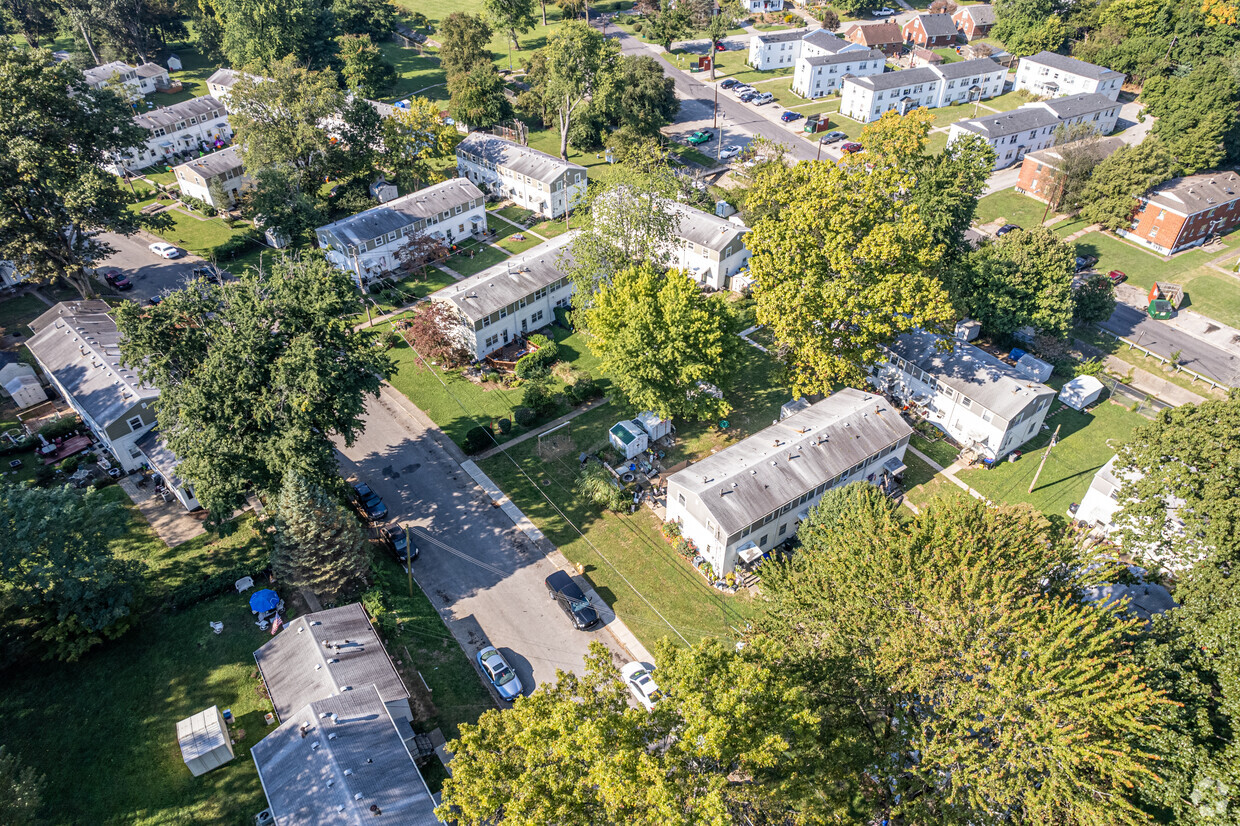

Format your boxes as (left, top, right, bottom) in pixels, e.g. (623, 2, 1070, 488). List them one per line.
(758, 485, 1168, 825)
(448, 63, 511, 128)
(991, 0, 1067, 55)
(437, 12, 494, 80)
(601, 55, 679, 138)
(331, 0, 396, 39)
(743, 159, 954, 395)
(699, 0, 741, 80)
(240, 167, 326, 248)
(540, 21, 620, 160)
(584, 265, 741, 420)
(643, 0, 691, 50)
(1143, 60, 1240, 173)
(335, 33, 396, 98)
(959, 226, 1077, 338)
(1079, 139, 1180, 231)
(379, 96, 459, 193)
(0, 745, 44, 824)
(209, 0, 335, 69)
(113, 257, 394, 518)
(484, 0, 536, 50)
(0, 485, 145, 662)
(226, 57, 345, 191)
(271, 471, 370, 599)
(0, 49, 149, 298)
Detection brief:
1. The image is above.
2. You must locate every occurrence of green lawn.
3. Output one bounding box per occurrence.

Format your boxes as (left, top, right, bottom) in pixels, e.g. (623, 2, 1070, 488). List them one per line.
(489, 215, 544, 254)
(926, 101, 983, 128)
(975, 189, 1060, 229)
(980, 89, 1038, 112)
(927, 130, 949, 155)
(381, 42, 449, 103)
(933, 46, 963, 63)
(528, 215, 573, 238)
(0, 294, 48, 337)
(756, 77, 804, 108)
(910, 433, 960, 468)
(669, 143, 720, 168)
(956, 397, 1147, 520)
(903, 474, 974, 510)
(703, 48, 796, 84)
(788, 98, 842, 117)
(477, 402, 759, 652)
(900, 450, 939, 490)
(128, 198, 257, 258)
(445, 238, 512, 276)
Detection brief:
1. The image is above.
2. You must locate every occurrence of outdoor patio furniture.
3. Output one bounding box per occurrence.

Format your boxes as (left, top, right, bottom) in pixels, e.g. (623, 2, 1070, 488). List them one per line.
(234, 576, 255, 593)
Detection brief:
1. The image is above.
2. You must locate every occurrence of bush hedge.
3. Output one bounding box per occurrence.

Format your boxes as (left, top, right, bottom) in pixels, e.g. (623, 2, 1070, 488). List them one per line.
(166, 563, 271, 611)
(513, 406, 537, 427)
(463, 425, 494, 454)
(514, 340, 560, 379)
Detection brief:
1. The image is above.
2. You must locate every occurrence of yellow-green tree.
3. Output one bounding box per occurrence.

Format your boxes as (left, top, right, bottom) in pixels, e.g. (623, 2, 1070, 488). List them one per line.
(744, 159, 954, 395)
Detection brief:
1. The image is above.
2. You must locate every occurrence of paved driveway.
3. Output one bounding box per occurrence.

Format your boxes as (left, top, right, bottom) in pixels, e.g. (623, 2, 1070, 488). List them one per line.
(1100, 303, 1240, 387)
(334, 390, 629, 701)
(96, 230, 211, 302)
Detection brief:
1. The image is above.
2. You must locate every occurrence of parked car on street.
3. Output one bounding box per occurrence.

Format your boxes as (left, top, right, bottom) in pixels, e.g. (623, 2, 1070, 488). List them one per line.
(752, 92, 774, 105)
(719, 144, 744, 160)
(995, 223, 1020, 237)
(780, 111, 803, 122)
(715, 40, 727, 51)
(720, 78, 738, 89)
(351, 481, 388, 522)
(148, 242, 182, 259)
(840, 142, 864, 154)
(1107, 270, 1127, 285)
(101, 269, 132, 290)
(872, 6, 897, 15)
(621, 661, 661, 711)
(739, 91, 757, 103)
(1074, 254, 1099, 272)
(477, 646, 523, 701)
(820, 131, 847, 144)
(545, 570, 600, 631)
(686, 129, 713, 145)
(732, 84, 754, 96)
(381, 524, 418, 565)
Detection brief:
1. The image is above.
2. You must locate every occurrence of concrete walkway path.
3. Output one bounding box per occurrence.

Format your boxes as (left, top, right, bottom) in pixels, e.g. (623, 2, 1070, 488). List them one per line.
(472, 397, 612, 461)
(906, 445, 991, 503)
(488, 209, 551, 243)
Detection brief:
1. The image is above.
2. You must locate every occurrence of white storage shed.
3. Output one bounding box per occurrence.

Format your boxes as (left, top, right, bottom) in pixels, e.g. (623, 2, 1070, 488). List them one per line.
(1015, 353, 1053, 383)
(635, 411, 672, 442)
(1059, 375, 1105, 410)
(955, 319, 982, 342)
(609, 421, 648, 460)
(177, 705, 235, 777)
(4, 374, 47, 409)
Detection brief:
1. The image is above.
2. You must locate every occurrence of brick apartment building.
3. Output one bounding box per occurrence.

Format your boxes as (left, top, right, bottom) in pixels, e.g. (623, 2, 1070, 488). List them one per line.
(1116, 170, 1240, 254)
(902, 13, 958, 48)
(1015, 136, 1124, 203)
(952, 4, 995, 40)
(843, 22, 904, 57)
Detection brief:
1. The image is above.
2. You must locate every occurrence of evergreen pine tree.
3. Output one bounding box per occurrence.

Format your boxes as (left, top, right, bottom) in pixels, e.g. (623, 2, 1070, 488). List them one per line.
(271, 472, 370, 599)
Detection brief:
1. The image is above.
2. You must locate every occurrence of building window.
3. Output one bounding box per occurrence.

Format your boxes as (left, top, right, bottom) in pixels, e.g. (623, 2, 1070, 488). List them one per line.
(677, 493, 685, 506)
(127, 415, 144, 432)
(778, 523, 787, 536)
(960, 396, 972, 409)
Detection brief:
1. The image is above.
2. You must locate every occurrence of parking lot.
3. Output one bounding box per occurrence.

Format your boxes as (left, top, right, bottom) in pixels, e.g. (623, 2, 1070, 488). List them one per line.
(95, 229, 214, 302)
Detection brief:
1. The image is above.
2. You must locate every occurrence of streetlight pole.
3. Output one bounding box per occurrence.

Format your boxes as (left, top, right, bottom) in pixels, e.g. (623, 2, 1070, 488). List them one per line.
(713, 79, 719, 130)
(816, 137, 826, 161)
(716, 113, 725, 163)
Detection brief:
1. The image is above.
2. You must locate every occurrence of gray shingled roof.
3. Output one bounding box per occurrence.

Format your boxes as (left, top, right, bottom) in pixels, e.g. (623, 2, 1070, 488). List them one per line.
(135, 62, 167, 79)
(456, 133, 585, 185)
(668, 389, 912, 534)
(83, 61, 133, 85)
(847, 66, 940, 92)
(1040, 92, 1118, 119)
(801, 29, 849, 53)
(957, 4, 995, 25)
(755, 28, 812, 44)
(173, 145, 243, 180)
(804, 48, 886, 67)
(315, 179, 484, 249)
(909, 13, 958, 38)
(883, 331, 1054, 420)
(670, 202, 748, 253)
(932, 56, 1003, 80)
(251, 685, 440, 826)
(207, 68, 240, 88)
(254, 603, 410, 723)
(1022, 135, 1124, 170)
(1021, 50, 1121, 81)
(1142, 169, 1240, 217)
(25, 301, 158, 429)
(133, 96, 227, 132)
(434, 232, 576, 322)
(952, 106, 1060, 138)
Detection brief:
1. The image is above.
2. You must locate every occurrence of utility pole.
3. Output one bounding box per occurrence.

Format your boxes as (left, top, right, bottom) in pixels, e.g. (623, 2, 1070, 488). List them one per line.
(713, 79, 719, 129)
(1027, 424, 1061, 494)
(405, 524, 414, 596)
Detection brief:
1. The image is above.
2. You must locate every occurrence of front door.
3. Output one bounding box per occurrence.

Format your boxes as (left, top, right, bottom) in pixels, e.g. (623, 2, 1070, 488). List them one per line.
(502, 330, 509, 344)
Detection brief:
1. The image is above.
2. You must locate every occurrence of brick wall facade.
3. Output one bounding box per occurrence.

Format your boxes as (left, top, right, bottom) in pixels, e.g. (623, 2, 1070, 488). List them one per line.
(1124, 198, 1240, 254)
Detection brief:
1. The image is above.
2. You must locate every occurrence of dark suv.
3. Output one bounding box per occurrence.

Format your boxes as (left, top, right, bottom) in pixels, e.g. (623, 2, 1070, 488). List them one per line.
(351, 481, 388, 522)
(545, 570, 600, 631)
(381, 524, 418, 565)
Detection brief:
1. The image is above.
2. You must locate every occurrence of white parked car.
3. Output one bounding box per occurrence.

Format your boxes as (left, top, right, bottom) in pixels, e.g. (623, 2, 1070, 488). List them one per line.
(620, 661, 661, 711)
(148, 242, 182, 259)
(719, 144, 744, 160)
(872, 6, 898, 15)
(752, 92, 774, 106)
(732, 84, 755, 96)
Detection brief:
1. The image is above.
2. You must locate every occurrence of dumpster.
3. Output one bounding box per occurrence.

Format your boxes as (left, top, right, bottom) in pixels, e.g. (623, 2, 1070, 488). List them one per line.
(1147, 281, 1183, 309)
(1148, 299, 1175, 320)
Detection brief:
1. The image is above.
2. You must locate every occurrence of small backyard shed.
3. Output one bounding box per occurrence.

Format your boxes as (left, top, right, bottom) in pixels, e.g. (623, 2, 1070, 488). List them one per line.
(176, 705, 234, 777)
(1059, 375, 1105, 410)
(609, 420, 648, 460)
(1015, 353, 1053, 383)
(635, 411, 672, 442)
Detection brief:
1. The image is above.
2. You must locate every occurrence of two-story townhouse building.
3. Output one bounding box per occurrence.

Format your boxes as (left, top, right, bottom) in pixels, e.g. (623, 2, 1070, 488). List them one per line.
(456, 133, 586, 219)
(902, 13, 958, 47)
(316, 178, 487, 289)
(1015, 51, 1125, 101)
(947, 92, 1120, 169)
(787, 30, 885, 97)
(842, 22, 903, 57)
(1115, 170, 1240, 254)
(952, 4, 995, 40)
(666, 203, 751, 289)
(204, 67, 269, 101)
(83, 60, 171, 97)
(432, 233, 578, 361)
(744, 0, 784, 12)
(1015, 136, 1124, 202)
(115, 96, 232, 171)
(172, 146, 249, 208)
(747, 29, 814, 71)
(26, 301, 199, 509)
(870, 330, 1056, 461)
(664, 389, 913, 576)
(839, 57, 1006, 121)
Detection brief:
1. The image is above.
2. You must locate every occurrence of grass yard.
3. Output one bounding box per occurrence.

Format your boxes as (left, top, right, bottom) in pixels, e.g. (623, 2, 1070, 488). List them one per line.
(127, 198, 256, 258)
(788, 97, 841, 117)
(529, 215, 573, 238)
(975, 189, 1060, 229)
(489, 216, 545, 254)
(0, 294, 48, 337)
(669, 143, 720, 168)
(956, 396, 1147, 519)
(910, 433, 961, 468)
(704, 48, 796, 85)
(927, 130, 949, 155)
(0, 595, 274, 825)
(933, 46, 963, 63)
(900, 450, 939, 489)
(477, 403, 759, 652)
(926, 101, 983, 128)
(381, 43, 450, 103)
(444, 239, 512, 276)
(980, 89, 1038, 113)
(903, 474, 974, 510)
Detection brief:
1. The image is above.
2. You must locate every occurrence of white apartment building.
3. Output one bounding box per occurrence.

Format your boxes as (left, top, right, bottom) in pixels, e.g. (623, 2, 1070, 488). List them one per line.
(316, 178, 486, 289)
(1015, 51, 1124, 102)
(204, 67, 269, 101)
(748, 28, 814, 71)
(667, 203, 750, 290)
(456, 133, 586, 219)
(432, 233, 577, 361)
(791, 29, 886, 98)
(665, 389, 913, 576)
(744, 0, 784, 11)
(947, 92, 1121, 169)
(172, 146, 248, 208)
(115, 96, 232, 171)
(838, 58, 1006, 122)
(870, 330, 1056, 461)
(83, 60, 170, 98)
(25, 301, 199, 509)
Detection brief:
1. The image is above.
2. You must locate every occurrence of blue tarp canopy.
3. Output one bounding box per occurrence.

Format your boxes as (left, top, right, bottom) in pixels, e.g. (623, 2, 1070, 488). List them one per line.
(249, 589, 280, 613)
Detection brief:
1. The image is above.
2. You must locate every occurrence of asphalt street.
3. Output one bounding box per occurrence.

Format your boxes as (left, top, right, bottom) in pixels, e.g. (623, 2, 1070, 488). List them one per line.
(96, 229, 211, 301)
(1100, 303, 1240, 387)
(334, 390, 629, 702)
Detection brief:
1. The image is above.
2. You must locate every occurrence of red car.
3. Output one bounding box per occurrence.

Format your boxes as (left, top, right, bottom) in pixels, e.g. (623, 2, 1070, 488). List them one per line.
(840, 142, 864, 154)
(715, 41, 727, 51)
(101, 269, 133, 291)
(1107, 270, 1127, 285)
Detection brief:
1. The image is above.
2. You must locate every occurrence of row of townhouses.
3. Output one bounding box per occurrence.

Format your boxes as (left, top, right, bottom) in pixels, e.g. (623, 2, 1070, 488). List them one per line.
(172, 145, 249, 208)
(947, 92, 1121, 170)
(116, 94, 233, 171)
(751, 29, 887, 99)
(83, 59, 171, 97)
(838, 57, 1008, 122)
(456, 132, 587, 220)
